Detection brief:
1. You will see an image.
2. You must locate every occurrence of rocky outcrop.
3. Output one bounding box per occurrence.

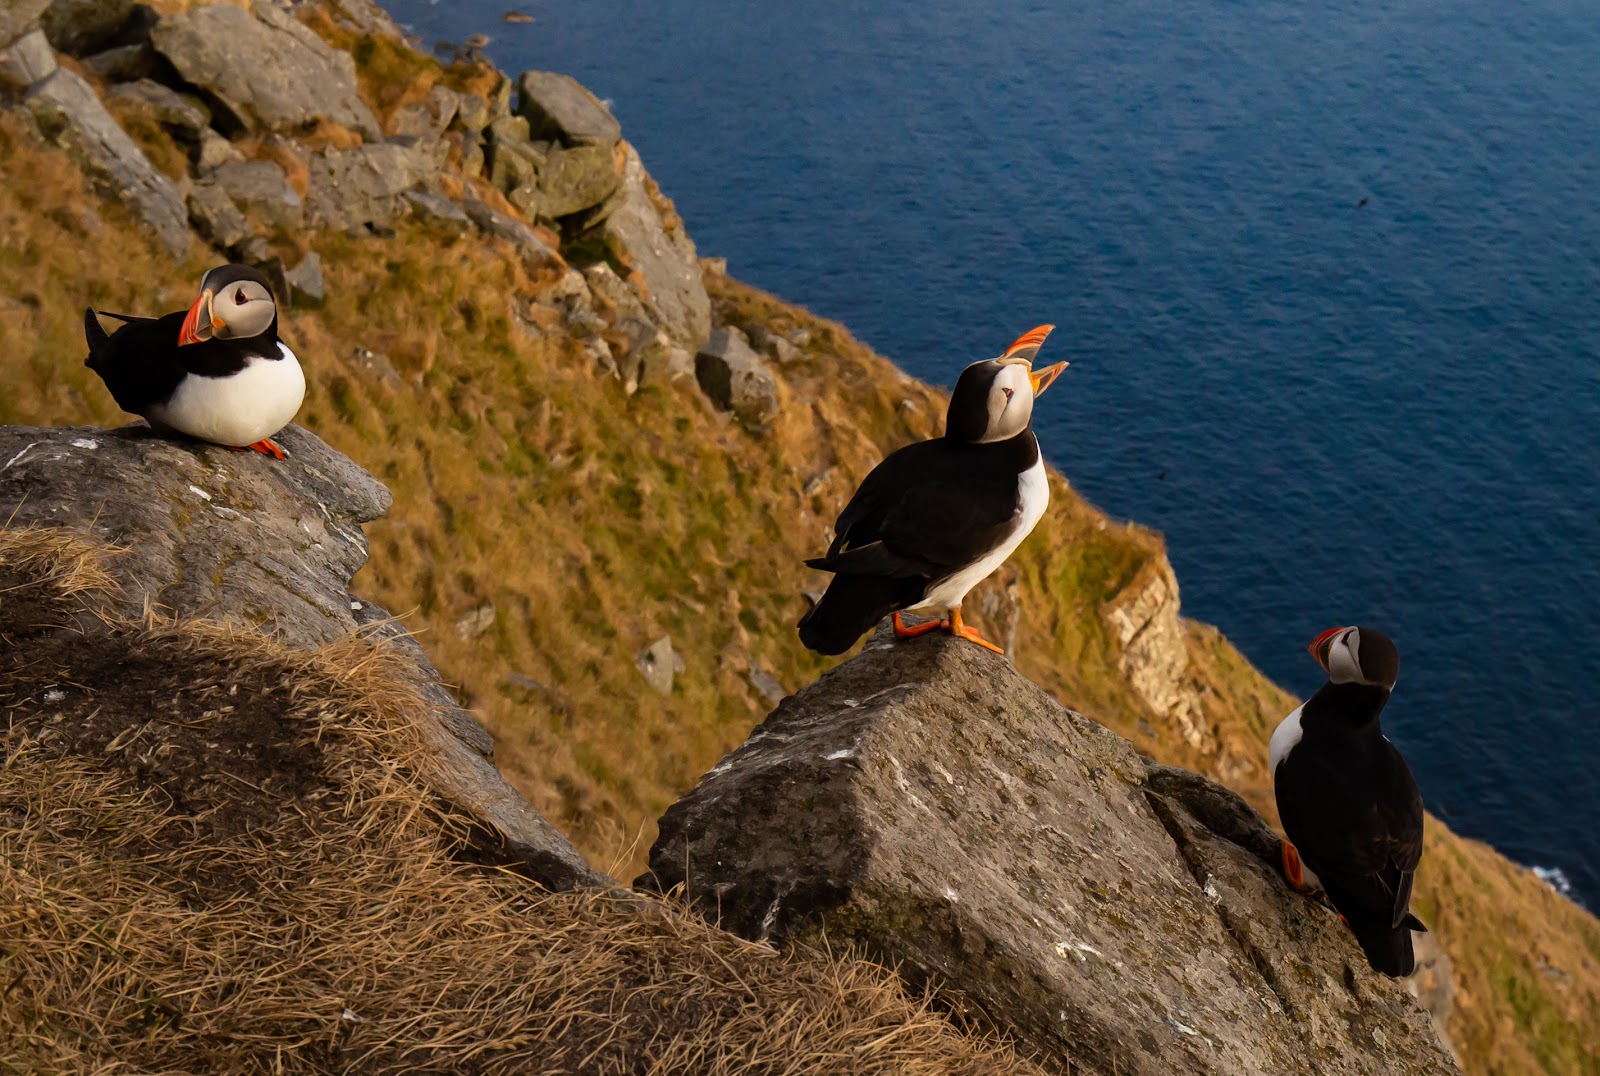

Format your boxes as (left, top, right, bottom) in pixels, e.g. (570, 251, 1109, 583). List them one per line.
(695, 325, 778, 429)
(0, 424, 605, 891)
(593, 142, 711, 351)
(1105, 558, 1216, 754)
(306, 139, 445, 232)
(22, 68, 188, 253)
(643, 624, 1456, 1075)
(515, 70, 621, 147)
(0, 26, 54, 89)
(0, 0, 51, 50)
(151, 0, 379, 138)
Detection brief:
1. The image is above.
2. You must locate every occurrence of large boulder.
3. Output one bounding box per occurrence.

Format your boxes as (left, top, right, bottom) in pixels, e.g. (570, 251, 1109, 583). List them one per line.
(306, 138, 446, 232)
(0, 25, 54, 89)
(23, 68, 187, 253)
(209, 157, 302, 230)
(515, 69, 620, 147)
(151, 0, 379, 138)
(39, 0, 137, 54)
(643, 625, 1457, 1075)
(594, 142, 711, 350)
(0, 424, 605, 891)
(0, 0, 51, 50)
(695, 325, 777, 429)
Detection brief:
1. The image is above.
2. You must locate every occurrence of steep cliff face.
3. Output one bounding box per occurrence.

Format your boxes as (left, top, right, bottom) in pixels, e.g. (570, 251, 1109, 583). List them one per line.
(1, 0, 1598, 1070)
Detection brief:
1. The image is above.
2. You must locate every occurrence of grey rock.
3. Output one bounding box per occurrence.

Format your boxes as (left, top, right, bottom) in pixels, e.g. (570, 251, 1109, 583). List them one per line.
(644, 625, 1458, 1076)
(747, 322, 801, 364)
(636, 634, 683, 696)
(404, 189, 471, 235)
(460, 197, 563, 274)
(195, 127, 242, 172)
(0, 26, 55, 90)
(306, 139, 445, 232)
(151, 0, 379, 138)
(695, 326, 777, 429)
(514, 69, 619, 147)
(23, 68, 186, 254)
(40, 0, 135, 55)
(595, 143, 710, 350)
(186, 180, 249, 250)
(78, 41, 148, 80)
(538, 141, 619, 218)
(454, 602, 495, 640)
(211, 158, 301, 230)
(450, 90, 489, 135)
(747, 665, 785, 707)
(285, 251, 324, 304)
(582, 261, 650, 323)
(106, 78, 207, 139)
(389, 83, 458, 138)
(0, 0, 50, 51)
(0, 423, 605, 892)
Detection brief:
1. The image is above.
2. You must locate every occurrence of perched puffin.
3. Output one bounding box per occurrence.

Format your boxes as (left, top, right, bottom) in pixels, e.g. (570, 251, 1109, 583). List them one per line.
(1270, 625, 1427, 976)
(84, 264, 305, 459)
(798, 324, 1066, 656)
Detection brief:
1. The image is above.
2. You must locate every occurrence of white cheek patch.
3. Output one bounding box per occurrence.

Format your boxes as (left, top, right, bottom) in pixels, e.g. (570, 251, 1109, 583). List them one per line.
(1327, 629, 1365, 684)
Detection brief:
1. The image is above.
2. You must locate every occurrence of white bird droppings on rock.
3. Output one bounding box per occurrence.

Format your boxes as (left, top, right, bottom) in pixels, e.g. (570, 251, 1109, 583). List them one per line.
(187, 484, 211, 500)
(71, 438, 99, 450)
(824, 748, 857, 761)
(43, 688, 66, 703)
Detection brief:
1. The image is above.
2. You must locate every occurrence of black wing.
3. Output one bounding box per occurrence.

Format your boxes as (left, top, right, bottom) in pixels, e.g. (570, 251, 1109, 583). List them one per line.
(1276, 738, 1423, 929)
(83, 309, 188, 415)
(809, 440, 1021, 579)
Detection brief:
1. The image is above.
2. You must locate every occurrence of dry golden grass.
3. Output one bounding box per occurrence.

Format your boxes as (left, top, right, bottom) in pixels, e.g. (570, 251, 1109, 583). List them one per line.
(0, 529, 1043, 1074)
(3, 33, 1600, 1067)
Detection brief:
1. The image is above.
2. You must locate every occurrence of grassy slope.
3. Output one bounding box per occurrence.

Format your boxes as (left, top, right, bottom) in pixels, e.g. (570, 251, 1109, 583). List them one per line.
(0, 26, 1597, 1070)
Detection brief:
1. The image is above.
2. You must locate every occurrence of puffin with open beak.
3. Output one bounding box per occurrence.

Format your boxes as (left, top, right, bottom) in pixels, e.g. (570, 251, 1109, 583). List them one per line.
(84, 264, 305, 460)
(798, 324, 1067, 656)
(1270, 625, 1427, 976)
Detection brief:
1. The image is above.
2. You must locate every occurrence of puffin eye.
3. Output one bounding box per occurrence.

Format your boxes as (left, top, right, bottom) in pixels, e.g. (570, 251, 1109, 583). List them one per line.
(234, 288, 247, 304)
(1002, 387, 1014, 402)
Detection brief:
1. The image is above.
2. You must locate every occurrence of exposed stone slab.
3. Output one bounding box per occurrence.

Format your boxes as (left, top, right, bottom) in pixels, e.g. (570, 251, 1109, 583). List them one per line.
(0, 423, 605, 892)
(151, 0, 379, 138)
(23, 67, 187, 253)
(644, 624, 1456, 1076)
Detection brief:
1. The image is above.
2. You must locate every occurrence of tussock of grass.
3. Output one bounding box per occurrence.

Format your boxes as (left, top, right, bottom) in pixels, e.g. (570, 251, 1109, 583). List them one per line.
(0, 530, 1041, 1074)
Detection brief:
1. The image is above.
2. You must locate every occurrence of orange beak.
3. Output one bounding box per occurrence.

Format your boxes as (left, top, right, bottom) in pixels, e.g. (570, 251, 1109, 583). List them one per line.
(178, 289, 218, 346)
(1030, 360, 1068, 396)
(1307, 626, 1345, 670)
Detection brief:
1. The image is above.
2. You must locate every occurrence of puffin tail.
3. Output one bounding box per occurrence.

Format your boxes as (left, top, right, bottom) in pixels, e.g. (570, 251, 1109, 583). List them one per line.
(83, 308, 109, 371)
(1347, 912, 1420, 977)
(797, 574, 910, 656)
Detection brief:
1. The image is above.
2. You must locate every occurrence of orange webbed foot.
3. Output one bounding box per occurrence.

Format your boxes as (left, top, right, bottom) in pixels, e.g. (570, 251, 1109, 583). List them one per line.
(1280, 840, 1318, 895)
(947, 608, 1006, 655)
(245, 438, 287, 460)
(892, 611, 947, 639)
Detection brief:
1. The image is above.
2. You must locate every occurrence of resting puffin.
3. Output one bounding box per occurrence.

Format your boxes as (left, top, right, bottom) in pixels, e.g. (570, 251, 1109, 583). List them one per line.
(1270, 625, 1427, 976)
(798, 324, 1066, 656)
(84, 264, 305, 459)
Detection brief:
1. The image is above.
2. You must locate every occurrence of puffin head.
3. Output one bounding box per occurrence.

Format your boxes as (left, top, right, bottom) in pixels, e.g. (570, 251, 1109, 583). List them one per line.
(944, 324, 1067, 444)
(1308, 625, 1399, 689)
(178, 264, 278, 346)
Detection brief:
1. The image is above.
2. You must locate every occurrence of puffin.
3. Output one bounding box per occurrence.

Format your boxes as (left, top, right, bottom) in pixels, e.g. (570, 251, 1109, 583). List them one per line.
(84, 264, 305, 459)
(798, 324, 1066, 656)
(1270, 625, 1427, 976)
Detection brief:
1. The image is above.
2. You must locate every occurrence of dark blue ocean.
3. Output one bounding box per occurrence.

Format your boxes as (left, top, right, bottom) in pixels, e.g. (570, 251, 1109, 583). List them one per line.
(387, 0, 1600, 906)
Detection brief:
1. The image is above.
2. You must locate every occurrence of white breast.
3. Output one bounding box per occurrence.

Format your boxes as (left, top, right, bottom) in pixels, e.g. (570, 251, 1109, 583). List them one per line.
(913, 455, 1049, 612)
(150, 343, 306, 447)
(1268, 703, 1305, 772)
